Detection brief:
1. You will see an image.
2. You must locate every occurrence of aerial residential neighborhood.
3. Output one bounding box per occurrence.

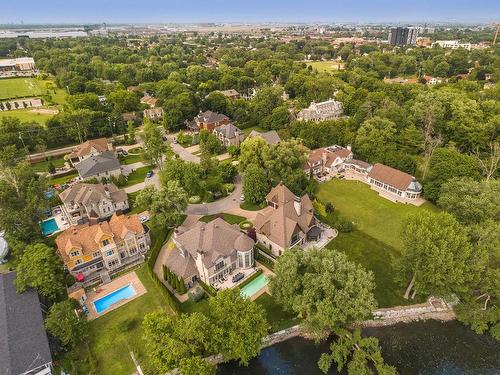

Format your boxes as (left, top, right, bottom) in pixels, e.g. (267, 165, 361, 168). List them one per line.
(0, 1, 498, 375)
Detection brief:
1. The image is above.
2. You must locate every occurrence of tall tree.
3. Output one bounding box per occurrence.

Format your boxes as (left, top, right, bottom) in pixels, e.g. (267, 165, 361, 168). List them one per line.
(355, 117, 396, 164)
(270, 248, 376, 339)
(208, 288, 269, 365)
(318, 328, 397, 375)
(395, 211, 487, 300)
(141, 120, 168, 170)
(238, 136, 270, 173)
(243, 163, 270, 204)
(136, 182, 187, 228)
(45, 299, 88, 348)
(16, 243, 65, 300)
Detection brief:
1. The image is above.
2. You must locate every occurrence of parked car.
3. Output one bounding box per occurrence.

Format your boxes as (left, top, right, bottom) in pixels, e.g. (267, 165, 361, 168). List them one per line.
(240, 194, 245, 201)
(146, 171, 154, 178)
(173, 138, 178, 144)
(139, 214, 149, 223)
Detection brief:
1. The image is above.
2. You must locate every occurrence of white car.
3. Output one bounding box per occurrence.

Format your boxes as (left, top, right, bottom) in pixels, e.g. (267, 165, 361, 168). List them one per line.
(240, 194, 245, 201)
(139, 215, 149, 223)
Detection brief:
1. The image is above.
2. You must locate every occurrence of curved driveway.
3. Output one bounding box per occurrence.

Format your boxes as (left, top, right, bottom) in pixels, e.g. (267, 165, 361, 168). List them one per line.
(186, 175, 242, 215)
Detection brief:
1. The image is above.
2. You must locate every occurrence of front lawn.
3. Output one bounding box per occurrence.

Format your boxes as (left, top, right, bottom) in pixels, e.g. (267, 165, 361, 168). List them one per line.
(255, 293, 299, 333)
(118, 153, 144, 165)
(58, 265, 175, 375)
(200, 213, 246, 225)
(317, 179, 437, 251)
(240, 201, 264, 211)
(180, 297, 211, 315)
(124, 166, 153, 187)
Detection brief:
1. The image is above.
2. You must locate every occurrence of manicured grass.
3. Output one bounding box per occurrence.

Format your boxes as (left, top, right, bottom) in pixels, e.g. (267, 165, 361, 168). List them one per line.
(124, 166, 153, 187)
(306, 60, 344, 73)
(180, 297, 211, 315)
(127, 192, 145, 214)
(317, 179, 437, 251)
(29, 156, 66, 173)
(58, 265, 175, 375)
(255, 293, 299, 333)
(0, 107, 55, 124)
(127, 147, 144, 154)
(240, 201, 264, 211)
(326, 231, 417, 308)
(199, 213, 246, 225)
(49, 171, 78, 185)
(118, 153, 144, 165)
(0, 78, 45, 100)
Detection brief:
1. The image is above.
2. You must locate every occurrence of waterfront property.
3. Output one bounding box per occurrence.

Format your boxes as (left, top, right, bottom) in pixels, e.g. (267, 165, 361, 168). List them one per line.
(59, 183, 129, 226)
(166, 217, 255, 288)
(0, 272, 53, 375)
(55, 213, 150, 283)
(254, 182, 323, 256)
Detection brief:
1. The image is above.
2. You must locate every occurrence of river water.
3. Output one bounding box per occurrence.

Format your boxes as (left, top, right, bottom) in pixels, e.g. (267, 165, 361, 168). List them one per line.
(218, 321, 500, 375)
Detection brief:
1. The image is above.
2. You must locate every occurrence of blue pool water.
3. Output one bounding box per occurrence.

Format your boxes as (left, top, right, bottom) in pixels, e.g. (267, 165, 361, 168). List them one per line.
(240, 274, 268, 298)
(93, 284, 136, 314)
(40, 218, 59, 236)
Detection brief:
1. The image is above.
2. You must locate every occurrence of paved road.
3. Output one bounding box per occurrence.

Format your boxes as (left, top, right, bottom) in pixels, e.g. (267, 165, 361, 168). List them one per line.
(186, 175, 243, 215)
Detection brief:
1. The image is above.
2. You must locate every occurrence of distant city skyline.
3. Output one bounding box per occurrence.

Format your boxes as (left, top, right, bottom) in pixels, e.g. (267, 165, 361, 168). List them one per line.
(1, 0, 499, 24)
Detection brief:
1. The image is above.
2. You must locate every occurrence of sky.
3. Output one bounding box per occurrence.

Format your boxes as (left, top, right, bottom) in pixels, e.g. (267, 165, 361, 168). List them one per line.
(1, 0, 499, 24)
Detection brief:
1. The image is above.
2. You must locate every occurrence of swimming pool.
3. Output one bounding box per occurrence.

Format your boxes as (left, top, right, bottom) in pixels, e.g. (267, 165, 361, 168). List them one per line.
(40, 218, 60, 236)
(93, 284, 136, 314)
(240, 273, 268, 299)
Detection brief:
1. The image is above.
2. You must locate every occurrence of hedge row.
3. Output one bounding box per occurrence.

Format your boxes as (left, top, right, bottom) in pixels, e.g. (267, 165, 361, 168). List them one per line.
(255, 251, 275, 271)
(198, 279, 217, 297)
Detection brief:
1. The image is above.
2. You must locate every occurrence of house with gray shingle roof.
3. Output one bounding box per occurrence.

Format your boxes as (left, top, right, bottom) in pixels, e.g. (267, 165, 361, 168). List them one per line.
(0, 272, 53, 375)
(74, 151, 122, 181)
(59, 183, 129, 225)
(246, 130, 281, 145)
(167, 218, 255, 287)
(212, 123, 245, 147)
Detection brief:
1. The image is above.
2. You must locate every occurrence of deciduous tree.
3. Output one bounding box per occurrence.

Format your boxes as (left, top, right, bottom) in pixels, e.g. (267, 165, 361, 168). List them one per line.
(45, 299, 88, 348)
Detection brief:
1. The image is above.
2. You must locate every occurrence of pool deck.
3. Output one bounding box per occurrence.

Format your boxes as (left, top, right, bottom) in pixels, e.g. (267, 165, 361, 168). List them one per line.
(85, 271, 146, 320)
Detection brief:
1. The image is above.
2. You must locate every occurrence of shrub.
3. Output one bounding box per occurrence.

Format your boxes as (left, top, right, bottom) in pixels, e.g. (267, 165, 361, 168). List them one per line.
(65, 273, 76, 287)
(239, 220, 253, 230)
(325, 202, 335, 213)
(336, 216, 354, 233)
(188, 287, 205, 302)
(188, 195, 201, 204)
(224, 183, 235, 193)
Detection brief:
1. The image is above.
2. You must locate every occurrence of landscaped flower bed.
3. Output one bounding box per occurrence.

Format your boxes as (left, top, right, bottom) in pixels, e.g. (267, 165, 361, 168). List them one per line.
(188, 195, 201, 204)
(239, 220, 253, 230)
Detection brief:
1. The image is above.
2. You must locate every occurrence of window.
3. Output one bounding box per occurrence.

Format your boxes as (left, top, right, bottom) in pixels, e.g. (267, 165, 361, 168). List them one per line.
(139, 243, 145, 250)
(75, 259, 83, 265)
(69, 250, 80, 257)
(130, 248, 137, 255)
(107, 259, 119, 268)
(92, 251, 101, 258)
(215, 260, 225, 271)
(105, 250, 114, 257)
(102, 239, 110, 246)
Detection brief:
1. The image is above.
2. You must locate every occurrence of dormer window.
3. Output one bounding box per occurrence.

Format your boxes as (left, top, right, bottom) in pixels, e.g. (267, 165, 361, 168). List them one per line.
(215, 259, 225, 271)
(102, 239, 110, 246)
(69, 250, 80, 257)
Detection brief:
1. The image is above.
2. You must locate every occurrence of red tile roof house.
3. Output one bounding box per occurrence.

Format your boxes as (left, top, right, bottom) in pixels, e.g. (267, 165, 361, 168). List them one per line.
(254, 183, 322, 257)
(367, 163, 423, 203)
(185, 110, 230, 132)
(304, 145, 353, 180)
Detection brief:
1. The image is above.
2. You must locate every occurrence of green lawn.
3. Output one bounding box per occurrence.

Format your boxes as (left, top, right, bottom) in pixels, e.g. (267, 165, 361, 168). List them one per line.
(49, 171, 78, 185)
(29, 156, 66, 173)
(255, 293, 299, 333)
(118, 153, 144, 165)
(317, 179, 436, 307)
(58, 265, 174, 375)
(124, 166, 153, 187)
(200, 213, 246, 225)
(317, 179, 437, 251)
(0, 78, 45, 100)
(180, 297, 211, 315)
(242, 126, 267, 136)
(240, 201, 264, 211)
(306, 60, 344, 73)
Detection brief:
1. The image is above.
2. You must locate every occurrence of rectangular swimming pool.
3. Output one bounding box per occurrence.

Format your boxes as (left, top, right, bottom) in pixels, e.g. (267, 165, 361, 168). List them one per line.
(40, 218, 60, 236)
(240, 274, 268, 299)
(93, 284, 136, 314)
